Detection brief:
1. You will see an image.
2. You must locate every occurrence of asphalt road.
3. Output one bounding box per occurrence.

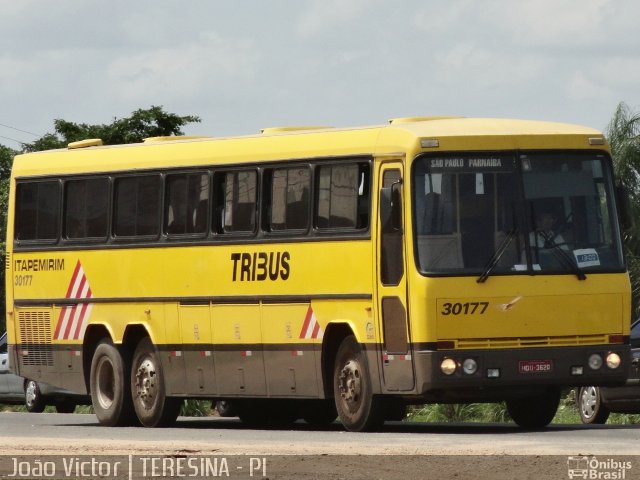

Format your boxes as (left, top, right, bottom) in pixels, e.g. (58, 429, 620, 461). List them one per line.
(1, 413, 640, 479)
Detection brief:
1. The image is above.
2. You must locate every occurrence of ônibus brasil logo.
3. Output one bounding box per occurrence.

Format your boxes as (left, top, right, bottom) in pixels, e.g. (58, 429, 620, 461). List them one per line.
(567, 456, 632, 479)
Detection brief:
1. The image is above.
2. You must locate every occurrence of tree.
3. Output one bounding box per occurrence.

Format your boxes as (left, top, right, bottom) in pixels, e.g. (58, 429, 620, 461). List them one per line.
(0, 145, 16, 332)
(605, 102, 640, 318)
(0, 106, 201, 332)
(22, 106, 200, 151)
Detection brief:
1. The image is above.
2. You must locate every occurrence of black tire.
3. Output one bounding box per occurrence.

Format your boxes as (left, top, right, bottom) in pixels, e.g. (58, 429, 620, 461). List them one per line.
(333, 335, 385, 432)
(24, 380, 46, 413)
(131, 337, 180, 427)
(215, 400, 237, 418)
(55, 400, 77, 414)
(577, 386, 610, 424)
(301, 400, 338, 426)
(90, 339, 136, 426)
(506, 388, 561, 429)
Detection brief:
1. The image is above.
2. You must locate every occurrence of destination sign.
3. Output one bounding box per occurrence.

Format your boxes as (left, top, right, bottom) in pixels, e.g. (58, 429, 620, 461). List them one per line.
(427, 156, 514, 173)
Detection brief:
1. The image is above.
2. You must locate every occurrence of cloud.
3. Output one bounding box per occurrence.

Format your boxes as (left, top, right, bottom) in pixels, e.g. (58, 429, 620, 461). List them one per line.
(433, 43, 547, 89)
(497, 0, 613, 48)
(566, 72, 610, 101)
(106, 32, 257, 102)
(296, 0, 372, 37)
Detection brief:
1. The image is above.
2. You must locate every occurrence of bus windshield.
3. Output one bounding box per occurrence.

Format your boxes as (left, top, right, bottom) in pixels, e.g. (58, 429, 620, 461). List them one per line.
(412, 151, 624, 276)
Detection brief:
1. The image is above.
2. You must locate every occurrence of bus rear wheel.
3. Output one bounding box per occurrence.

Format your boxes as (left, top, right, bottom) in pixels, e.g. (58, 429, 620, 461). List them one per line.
(506, 388, 560, 429)
(90, 339, 136, 426)
(131, 337, 180, 427)
(333, 335, 385, 432)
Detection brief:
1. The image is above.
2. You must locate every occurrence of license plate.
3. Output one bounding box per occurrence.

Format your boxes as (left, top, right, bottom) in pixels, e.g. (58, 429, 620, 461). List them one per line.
(518, 359, 553, 374)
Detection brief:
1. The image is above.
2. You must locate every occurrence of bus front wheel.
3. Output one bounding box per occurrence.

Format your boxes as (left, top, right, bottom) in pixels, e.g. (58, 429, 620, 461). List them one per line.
(90, 339, 136, 426)
(506, 388, 560, 429)
(333, 335, 385, 432)
(131, 337, 181, 427)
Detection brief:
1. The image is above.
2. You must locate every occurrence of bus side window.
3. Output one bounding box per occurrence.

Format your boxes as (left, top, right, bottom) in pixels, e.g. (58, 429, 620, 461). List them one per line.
(165, 172, 209, 236)
(113, 175, 161, 237)
(15, 181, 61, 242)
(64, 177, 109, 240)
(265, 166, 310, 232)
(315, 163, 370, 230)
(213, 170, 257, 234)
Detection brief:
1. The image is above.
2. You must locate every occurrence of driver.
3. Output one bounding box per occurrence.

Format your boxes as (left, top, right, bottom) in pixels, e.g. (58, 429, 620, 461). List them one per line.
(530, 210, 568, 250)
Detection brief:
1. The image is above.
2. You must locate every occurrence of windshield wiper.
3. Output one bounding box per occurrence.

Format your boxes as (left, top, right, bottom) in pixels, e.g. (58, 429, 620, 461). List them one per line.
(477, 228, 517, 283)
(547, 243, 587, 281)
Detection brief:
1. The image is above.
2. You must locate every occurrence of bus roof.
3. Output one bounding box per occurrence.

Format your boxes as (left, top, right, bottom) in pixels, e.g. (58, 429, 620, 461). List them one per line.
(12, 117, 606, 178)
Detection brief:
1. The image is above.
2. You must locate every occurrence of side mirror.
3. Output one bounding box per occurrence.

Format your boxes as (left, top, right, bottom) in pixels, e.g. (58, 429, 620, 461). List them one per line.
(380, 181, 403, 233)
(616, 183, 634, 231)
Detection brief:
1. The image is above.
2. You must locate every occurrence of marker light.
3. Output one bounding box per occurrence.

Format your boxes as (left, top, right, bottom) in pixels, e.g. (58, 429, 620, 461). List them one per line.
(606, 352, 621, 369)
(421, 139, 440, 148)
(487, 368, 500, 378)
(462, 358, 478, 375)
(571, 366, 584, 376)
(440, 358, 457, 375)
(588, 353, 603, 370)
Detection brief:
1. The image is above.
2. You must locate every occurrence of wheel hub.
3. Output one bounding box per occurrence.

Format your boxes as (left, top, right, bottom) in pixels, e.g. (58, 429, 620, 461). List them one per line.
(338, 360, 361, 404)
(581, 386, 597, 418)
(134, 357, 158, 410)
(25, 381, 37, 406)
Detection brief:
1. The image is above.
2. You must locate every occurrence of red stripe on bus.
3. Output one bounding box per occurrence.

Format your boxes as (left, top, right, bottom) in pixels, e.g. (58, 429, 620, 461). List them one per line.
(53, 307, 67, 339)
(62, 305, 78, 339)
(72, 302, 90, 340)
(300, 306, 313, 338)
(65, 261, 82, 299)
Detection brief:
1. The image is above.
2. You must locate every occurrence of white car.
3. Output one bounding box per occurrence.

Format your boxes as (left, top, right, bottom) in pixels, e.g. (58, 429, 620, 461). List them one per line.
(0, 332, 84, 413)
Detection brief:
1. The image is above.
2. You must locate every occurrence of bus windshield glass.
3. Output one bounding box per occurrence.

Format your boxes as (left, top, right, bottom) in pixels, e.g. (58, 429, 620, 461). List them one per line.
(412, 152, 624, 276)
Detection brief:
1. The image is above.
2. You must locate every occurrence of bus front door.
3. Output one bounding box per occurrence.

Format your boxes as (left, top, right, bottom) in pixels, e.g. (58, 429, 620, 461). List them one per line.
(377, 163, 415, 392)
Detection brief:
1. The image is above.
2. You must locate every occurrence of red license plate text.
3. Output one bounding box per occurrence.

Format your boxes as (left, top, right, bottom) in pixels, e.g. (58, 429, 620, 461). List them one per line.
(518, 359, 553, 374)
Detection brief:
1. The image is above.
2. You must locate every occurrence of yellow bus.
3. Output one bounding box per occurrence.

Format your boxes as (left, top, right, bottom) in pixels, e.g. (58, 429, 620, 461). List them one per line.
(5, 117, 631, 431)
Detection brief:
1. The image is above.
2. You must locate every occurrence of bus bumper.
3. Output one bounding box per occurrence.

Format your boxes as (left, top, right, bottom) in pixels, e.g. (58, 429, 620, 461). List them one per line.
(412, 344, 630, 401)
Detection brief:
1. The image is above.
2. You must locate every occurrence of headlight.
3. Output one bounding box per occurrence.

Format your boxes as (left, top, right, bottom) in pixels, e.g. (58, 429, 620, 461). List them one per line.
(440, 358, 457, 375)
(588, 353, 603, 370)
(462, 358, 478, 375)
(606, 352, 621, 369)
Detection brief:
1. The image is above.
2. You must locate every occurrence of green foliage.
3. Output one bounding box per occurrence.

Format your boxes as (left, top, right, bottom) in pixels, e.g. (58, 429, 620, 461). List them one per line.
(0, 145, 16, 333)
(407, 391, 640, 425)
(180, 399, 212, 417)
(407, 402, 510, 423)
(606, 102, 640, 318)
(606, 103, 640, 195)
(22, 106, 201, 151)
(0, 107, 200, 333)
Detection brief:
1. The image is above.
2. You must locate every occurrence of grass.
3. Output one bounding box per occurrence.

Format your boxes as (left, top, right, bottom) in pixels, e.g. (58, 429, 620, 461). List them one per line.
(407, 389, 640, 425)
(2, 392, 639, 425)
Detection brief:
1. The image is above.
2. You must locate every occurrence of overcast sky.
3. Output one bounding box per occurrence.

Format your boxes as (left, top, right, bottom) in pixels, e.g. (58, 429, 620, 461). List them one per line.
(1, 0, 639, 148)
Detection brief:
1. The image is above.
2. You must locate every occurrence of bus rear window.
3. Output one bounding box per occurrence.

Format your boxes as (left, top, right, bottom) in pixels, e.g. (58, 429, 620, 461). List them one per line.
(15, 181, 60, 242)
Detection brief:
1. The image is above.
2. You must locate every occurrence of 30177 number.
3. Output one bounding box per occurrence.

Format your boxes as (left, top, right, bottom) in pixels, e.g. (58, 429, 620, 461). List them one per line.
(14, 275, 33, 286)
(441, 302, 489, 316)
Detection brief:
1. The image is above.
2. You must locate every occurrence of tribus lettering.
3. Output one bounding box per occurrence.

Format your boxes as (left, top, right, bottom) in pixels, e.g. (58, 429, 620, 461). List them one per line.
(231, 252, 290, 282)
